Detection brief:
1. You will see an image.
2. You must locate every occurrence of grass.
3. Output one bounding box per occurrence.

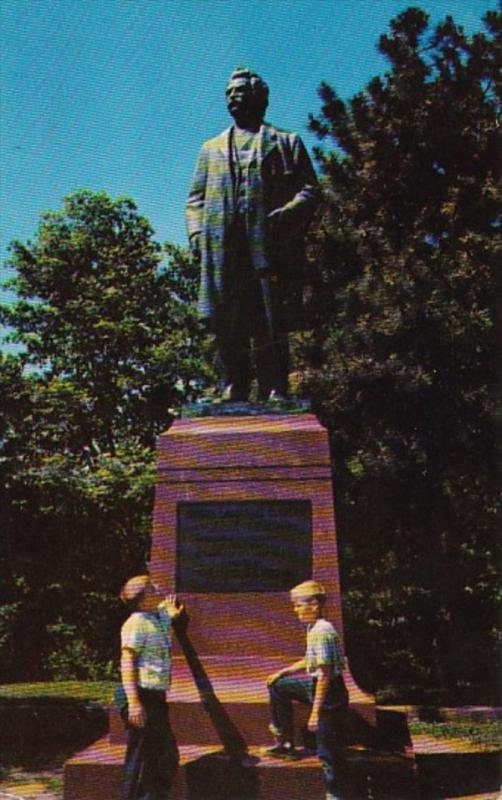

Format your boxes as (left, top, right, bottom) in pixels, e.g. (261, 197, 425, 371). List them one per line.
(0, 680, 118, 705)
(1, 769, 64, 790)
(408, 718, 502, 750)
(45, 775, 64, 792)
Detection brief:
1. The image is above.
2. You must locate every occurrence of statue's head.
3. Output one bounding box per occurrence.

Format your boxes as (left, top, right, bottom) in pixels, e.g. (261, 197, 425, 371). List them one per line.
(225, 67, 269, 124)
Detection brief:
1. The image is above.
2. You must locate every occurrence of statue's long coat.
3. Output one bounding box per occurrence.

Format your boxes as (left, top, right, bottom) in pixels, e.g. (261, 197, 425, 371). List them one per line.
(186, 123, 318, 331)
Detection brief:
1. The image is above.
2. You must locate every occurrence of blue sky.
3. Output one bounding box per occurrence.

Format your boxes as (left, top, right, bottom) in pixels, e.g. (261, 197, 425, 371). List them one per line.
(0, 0, 494, 351)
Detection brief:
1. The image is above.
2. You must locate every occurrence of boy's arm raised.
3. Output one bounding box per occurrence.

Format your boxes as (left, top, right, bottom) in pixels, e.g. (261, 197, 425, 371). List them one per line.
(121, 647, 146, 728)
(160, 593, 184, 620)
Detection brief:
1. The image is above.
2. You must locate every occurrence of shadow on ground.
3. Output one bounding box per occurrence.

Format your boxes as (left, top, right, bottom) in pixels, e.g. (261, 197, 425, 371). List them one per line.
(417, 751, 501, 799)
(0, 696, 107, 778)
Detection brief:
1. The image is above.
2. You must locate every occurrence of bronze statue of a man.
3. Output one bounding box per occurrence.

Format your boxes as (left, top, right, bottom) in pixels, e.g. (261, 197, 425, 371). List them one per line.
(186, 67, 318, 402)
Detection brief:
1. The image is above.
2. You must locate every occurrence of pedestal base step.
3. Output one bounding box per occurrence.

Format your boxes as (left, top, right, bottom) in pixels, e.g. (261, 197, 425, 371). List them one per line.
(64, 738, 418, 800)
(109, 655, 377, 748)
(109, 698, 376, 749)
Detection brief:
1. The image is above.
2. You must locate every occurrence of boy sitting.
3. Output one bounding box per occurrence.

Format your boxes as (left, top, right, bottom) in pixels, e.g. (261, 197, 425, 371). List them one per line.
(119, 575, 183, 800)
(265, 579, 349, 800)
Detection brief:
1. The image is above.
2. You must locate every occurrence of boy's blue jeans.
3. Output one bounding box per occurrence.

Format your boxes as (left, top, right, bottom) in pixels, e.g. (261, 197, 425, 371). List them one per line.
(269, 672, 348, 796)
(121, 687, 179, 800)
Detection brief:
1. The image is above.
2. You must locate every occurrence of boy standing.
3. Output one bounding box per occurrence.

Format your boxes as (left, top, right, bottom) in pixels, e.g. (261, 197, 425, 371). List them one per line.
(119, 575, 183, 800)
(265, 580, 349, 800)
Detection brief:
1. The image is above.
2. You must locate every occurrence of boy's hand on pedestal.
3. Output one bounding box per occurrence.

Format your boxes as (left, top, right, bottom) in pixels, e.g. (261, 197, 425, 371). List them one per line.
(162, 594, 184, 619)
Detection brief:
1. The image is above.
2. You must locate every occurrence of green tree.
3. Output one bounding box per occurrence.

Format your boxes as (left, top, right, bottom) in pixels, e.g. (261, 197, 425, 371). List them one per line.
(2, 190, 209, 450)
(0, 191, 210, 680)
(306, 7, 501, 700)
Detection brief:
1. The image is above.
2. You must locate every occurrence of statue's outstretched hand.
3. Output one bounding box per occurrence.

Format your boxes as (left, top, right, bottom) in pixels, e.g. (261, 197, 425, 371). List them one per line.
(189, 233, 201, 259)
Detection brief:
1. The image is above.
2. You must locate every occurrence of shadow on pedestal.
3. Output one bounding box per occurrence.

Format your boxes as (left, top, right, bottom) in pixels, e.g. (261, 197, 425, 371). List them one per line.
(173, 611, 248, 759)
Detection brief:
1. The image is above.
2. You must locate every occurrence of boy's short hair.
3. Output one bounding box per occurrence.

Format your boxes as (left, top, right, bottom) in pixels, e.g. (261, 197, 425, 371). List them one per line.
(290, 580, 327, 606)
(120, 574, 150, 610)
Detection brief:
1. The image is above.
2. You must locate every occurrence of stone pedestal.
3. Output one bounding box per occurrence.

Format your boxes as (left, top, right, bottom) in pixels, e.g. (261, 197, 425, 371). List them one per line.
(150, 412, 345, 656)
(64, 409, 418, 799)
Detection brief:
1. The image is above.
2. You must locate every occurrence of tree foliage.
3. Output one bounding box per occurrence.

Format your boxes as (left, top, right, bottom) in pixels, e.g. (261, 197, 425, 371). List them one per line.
(305, 6, 501, 700)
(2, 191, 209, 450)
(0, 191, 210, 680)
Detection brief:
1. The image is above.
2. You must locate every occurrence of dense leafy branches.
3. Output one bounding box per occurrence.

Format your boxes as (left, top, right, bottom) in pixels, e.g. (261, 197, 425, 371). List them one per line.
(0, 192, 210, 680)
(2, 191, 208, 450)
(306, 7, 501, 699)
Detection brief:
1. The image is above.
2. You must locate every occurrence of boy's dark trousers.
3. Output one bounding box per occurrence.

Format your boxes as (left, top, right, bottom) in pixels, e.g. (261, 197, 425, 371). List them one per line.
(269, 672, 348, 797)
(122, 687, 179, 800)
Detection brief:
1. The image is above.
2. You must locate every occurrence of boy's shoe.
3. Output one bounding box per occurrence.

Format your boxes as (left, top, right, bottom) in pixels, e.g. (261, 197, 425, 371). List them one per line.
(326, 794, 344, 800)
(262, 722, 300, 759)
(261, 742, 300, 760)
(268, 722, 283, 740)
